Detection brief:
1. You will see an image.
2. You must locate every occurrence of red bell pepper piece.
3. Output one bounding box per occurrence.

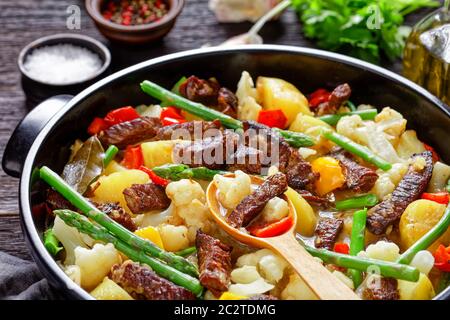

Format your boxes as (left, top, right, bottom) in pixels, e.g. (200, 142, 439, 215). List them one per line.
(333, 242, 350, 255)
(421, 192, 449, 205)
(433, 244, 450, 272)
(104, 106, 140, 126)
(309, 88, 331, 108)
(257, 109, 287, 129)
(87, 117, 109, 135)
(138, 165, 170, 187)
(160, 106, 186, 126)
(161, 117, 186, 126)
(248, 215, 294, 238)
(121, 145, 144, 169)
(161, 106, 184, 119)
(424, 143, 440, 162)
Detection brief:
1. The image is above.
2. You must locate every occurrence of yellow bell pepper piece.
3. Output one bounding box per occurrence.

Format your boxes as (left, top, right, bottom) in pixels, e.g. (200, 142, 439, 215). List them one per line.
(135, 226, 165, 249)
(219, 292, 248, 300)
(257, 76, 312, 126)
(285, 187, 317, 237)
(311, 157, 346, 196)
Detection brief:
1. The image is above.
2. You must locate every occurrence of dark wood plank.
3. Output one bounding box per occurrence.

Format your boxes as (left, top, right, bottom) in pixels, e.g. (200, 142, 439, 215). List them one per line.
(0, 0, 440, 261)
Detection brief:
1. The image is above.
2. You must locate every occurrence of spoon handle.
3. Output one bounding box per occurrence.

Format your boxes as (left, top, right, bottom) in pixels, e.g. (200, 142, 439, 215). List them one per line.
(266, 234, 360, 300)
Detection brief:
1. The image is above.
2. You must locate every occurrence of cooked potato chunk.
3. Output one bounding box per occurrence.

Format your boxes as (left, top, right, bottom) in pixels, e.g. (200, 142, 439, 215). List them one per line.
(91, 169, 150, 214)
(158, 224, 190, 252)
(428, 162, 450, 192)
(399, 199, 450, 252)
(257, 76, 312, 126)
(396, 130, 426, 159)
(398, 273, 435, 300)
(90, 277, 133, 300)
(141, 140, 188, 168)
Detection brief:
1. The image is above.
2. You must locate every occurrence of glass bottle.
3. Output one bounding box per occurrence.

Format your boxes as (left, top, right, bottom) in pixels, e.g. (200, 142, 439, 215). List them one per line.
(403, 0, 450, 104)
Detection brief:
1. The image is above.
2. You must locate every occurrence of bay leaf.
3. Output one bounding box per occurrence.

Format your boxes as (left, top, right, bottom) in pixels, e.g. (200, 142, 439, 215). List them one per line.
(62, 135, 105, 195)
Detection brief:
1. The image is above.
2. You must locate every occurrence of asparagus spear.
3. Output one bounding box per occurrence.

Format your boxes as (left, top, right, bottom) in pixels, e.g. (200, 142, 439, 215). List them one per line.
(152, 164, 227, 181)
(55, 209, 203, 296)
(140, 80, 315, 147)
(323, 130, 392, 171)
(161, 76, 187, 108)
(335, 194, 378, 211)
(348, 209, 368, 288)
(44, 229, 63, 256)
(103, 145, 118, 167)
(319, 109, 377, 126)
(347, 101, 357, 112)
(397, 204, 450, 265)
(39, 166, 198, 277)
(302, 243, 420, 282)
(175, 246, 197, 257)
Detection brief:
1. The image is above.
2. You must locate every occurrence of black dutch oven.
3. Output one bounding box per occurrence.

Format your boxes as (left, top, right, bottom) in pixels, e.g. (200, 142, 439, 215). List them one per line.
(3, 45, 450, 300)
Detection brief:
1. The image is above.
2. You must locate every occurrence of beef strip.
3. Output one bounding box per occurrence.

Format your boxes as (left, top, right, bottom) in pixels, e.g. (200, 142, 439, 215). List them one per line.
(196, 230, 233, 297)
(173, 135, 227, 170)
(227, 173, 288, 228)
(284, 148, 318, 192)
(362, 277, 399, 300)
(46, 189, 77, 212)
(123, 183, 171, 214)
(314, 217, 344, 250)
(367, 151, 433, 235)
(316, 83, 352, 116)
(227, 145, 263, 174)
(296, 190, 334, 208)
(217, 87, 238, 118)
(111, 261, 196, 300)
(153, 120, 222, 141)
(179, 76, 220, 106)
(98, 116, 161, 148)
(96, 202, 137, 232)
(332, 149, 378, 193)
(180, 76, 238, 117)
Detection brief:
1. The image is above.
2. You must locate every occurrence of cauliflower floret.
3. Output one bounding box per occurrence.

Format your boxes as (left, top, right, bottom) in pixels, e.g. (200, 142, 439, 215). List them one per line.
(236, 249, 288, 284)
(360, 240, 400, 262)
(228, 278, 274, 297)
(52, 216, 92, 265)
(74, 243, 121, 290)
(281, 274, 318, 300)
(214, 170, 252, 210)
(133, 204, 175, 228)
(261, 197, 289, 223)
(410, 250, 434, 275)
(371, 162, 408, 200)
(237, 97, 262, 121)
(258, 254, 289, 284)
(166, 179, 212, 241)
(236, 249, 273, 267)
(64, 265, 81, 286)
(158, 224, 189, 252)
(336, 115, 367, 144)
(236, 71, 258, 102)
(375, 107, 407, 144)
(166, 179, 205, 206)
(231, 265, 261, 284)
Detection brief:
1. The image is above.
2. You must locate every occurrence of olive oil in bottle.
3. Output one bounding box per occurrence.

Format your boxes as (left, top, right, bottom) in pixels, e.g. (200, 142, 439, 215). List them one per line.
(403, 1, 450, 104)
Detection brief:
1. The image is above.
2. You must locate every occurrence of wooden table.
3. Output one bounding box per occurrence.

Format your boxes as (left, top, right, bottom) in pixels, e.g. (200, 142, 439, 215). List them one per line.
(0, 0, 437, 261)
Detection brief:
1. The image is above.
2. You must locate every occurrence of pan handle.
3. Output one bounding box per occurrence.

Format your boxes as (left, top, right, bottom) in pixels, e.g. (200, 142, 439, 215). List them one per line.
(2, 95, 73, 178)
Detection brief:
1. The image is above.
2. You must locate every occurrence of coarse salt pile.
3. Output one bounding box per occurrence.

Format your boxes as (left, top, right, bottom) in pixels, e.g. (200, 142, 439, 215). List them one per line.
(23, 44, 103, 85)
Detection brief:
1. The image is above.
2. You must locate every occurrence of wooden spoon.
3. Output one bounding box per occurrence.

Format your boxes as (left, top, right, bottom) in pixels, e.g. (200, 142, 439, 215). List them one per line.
(206, 174, 360, 300)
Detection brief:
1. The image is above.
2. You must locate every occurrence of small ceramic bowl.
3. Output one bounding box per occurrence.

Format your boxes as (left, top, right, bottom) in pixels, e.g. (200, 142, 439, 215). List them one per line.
(18, 33, 111, 107)
(85, 0, 185, 44)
